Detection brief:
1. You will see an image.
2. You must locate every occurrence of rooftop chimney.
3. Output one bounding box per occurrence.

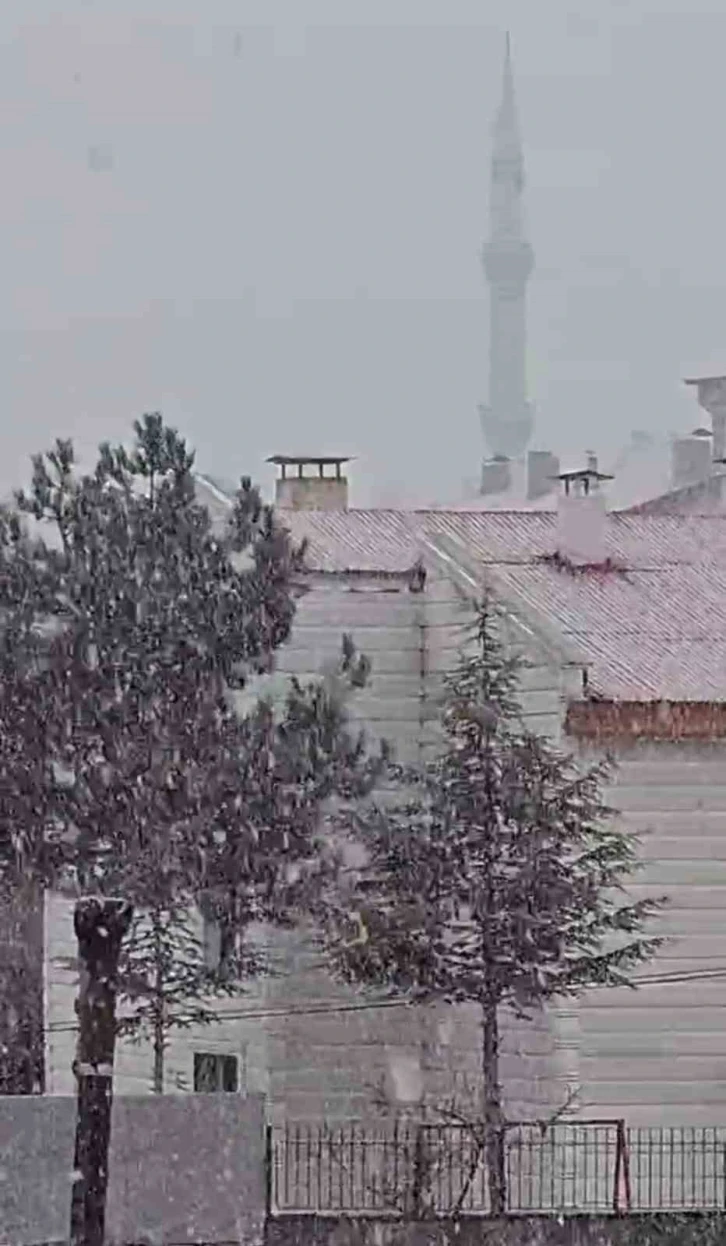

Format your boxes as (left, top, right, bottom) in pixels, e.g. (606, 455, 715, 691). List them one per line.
(526, 449, 560, 501)
(555, 454, 613, 566)
(480, 455, 511, 497)
(670, 432, 712, 490)
(268, 455, 350, 511)
(684, 375, 726, 462)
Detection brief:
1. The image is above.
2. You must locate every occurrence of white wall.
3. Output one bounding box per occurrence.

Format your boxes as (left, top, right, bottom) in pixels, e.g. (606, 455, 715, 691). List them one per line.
(569, 741, 726, 1127)
(41, 561, 600, 1128)
(273, 571, 431, 766)
(44, 890, 270, 1099)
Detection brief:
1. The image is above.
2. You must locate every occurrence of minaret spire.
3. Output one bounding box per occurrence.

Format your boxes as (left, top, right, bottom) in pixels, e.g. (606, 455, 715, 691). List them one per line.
(499, 32, 516, 134)
(478, 34, 534, 471)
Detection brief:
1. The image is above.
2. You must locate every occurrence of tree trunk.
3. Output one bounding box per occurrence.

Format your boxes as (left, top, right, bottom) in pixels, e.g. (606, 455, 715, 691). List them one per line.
(69, 896, 133, 1246)
(481, 995, 506, 1216)
(152, 912, 164, 1094)
(152, 1005, 164, 1093)
(219, 884, 238, 974)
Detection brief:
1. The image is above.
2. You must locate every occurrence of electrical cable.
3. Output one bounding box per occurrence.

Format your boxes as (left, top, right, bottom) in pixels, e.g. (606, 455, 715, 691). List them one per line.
(44, 962, 726, 1035)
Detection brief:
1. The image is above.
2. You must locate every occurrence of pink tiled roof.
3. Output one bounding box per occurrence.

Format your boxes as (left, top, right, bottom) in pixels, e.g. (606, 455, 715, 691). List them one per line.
(280, 508, 726, 703)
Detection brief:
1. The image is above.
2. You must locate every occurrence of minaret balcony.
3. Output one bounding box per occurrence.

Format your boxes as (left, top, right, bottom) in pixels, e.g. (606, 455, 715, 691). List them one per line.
(482, 239, 534, 285)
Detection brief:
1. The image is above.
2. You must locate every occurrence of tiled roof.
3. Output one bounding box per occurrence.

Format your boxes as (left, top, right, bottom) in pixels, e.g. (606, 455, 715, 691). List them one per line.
(281, 508, 726, 704)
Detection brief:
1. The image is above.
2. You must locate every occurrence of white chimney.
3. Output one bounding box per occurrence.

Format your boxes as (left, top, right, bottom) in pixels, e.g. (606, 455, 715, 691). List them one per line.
(527, 449, 560, 501)
(480, 455, 511, 497)
(556, 454, 612, 566)
(670, 432, 712, 490)
(684, 375, 726, 462)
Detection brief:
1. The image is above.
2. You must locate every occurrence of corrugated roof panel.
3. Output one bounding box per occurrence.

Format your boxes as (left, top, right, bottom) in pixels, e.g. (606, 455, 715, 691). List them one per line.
(280, 508, 726, 702)
(190, 477, 726, 701)
(279, 509, 421, 573)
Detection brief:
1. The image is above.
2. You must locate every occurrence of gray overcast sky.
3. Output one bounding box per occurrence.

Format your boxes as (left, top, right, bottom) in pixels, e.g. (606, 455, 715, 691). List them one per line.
(1, 0, 724, 505)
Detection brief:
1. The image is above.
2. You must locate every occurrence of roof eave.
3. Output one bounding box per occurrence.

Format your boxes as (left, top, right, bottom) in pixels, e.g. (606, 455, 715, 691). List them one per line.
(566, 699, 726, 743)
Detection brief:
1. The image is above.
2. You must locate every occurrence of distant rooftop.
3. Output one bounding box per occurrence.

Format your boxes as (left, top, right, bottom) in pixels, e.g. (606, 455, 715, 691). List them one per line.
(450, 436, 673, 513)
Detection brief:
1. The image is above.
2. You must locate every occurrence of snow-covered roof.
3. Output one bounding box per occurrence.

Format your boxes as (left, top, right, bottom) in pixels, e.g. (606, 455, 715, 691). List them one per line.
(193, 472, 726, 703)
(280, 508, 726, 704)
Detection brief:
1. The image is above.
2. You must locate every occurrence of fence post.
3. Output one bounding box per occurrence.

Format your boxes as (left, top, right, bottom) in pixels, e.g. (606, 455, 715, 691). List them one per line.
(612, 1119, 632, 1214)
(409, 1124, 426, 1220)
(264, 1123, 273, 1219)
(612, 1122, 622, 1213)
(621, 1123, 632, 1211)
(497, 1125, 507, 1214)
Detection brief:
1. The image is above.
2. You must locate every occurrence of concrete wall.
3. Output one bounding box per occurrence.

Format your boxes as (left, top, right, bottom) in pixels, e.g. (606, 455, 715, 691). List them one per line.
(266, 1214, 725, 1246)
(0, 1092, 266, 1246)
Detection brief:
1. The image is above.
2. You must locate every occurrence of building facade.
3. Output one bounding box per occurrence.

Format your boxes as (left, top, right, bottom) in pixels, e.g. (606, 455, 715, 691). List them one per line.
(42, 467, 726, 1129)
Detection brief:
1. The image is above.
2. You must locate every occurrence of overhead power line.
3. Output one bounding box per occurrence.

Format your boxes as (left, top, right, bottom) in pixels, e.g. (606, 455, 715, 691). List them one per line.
(45, 964, 726, 1035)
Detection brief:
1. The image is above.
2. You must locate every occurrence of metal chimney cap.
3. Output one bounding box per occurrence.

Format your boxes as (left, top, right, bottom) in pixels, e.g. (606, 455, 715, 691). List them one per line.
(267, 455, 354, 467)
(555, 467, 614, 483)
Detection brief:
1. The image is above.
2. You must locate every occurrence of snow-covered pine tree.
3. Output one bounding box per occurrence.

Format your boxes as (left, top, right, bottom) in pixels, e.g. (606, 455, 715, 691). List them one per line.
(1, 415, 384, 1091)
(115, 633, 385, 1093)
(7, 417, 306, 1088)
(116, 904, 258, 1093)
(0, 504, 74, 1091)
(324, 592, 665, 1214)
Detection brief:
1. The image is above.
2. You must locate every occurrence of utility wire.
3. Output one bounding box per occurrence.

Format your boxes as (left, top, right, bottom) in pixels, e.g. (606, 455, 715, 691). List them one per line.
(45, 963, 726, 1035)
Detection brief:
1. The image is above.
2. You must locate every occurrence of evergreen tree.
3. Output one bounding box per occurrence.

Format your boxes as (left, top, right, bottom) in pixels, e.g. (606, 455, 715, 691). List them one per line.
(113, 633, 382, 1092)
(0, 414, 384, 1090)
(325, 594, 665, 1215)
(0, 507, 72, 1090)
(116, 903, 259, 1093)
(2, 415, 303, 1086)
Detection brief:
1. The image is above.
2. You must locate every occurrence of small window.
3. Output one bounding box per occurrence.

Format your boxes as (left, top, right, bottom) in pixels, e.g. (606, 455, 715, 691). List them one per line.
(193, 1052, 239, 1093)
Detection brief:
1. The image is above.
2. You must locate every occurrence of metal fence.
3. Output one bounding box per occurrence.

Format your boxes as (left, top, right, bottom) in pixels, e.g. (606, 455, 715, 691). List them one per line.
(268, 1121, 726, 1216)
